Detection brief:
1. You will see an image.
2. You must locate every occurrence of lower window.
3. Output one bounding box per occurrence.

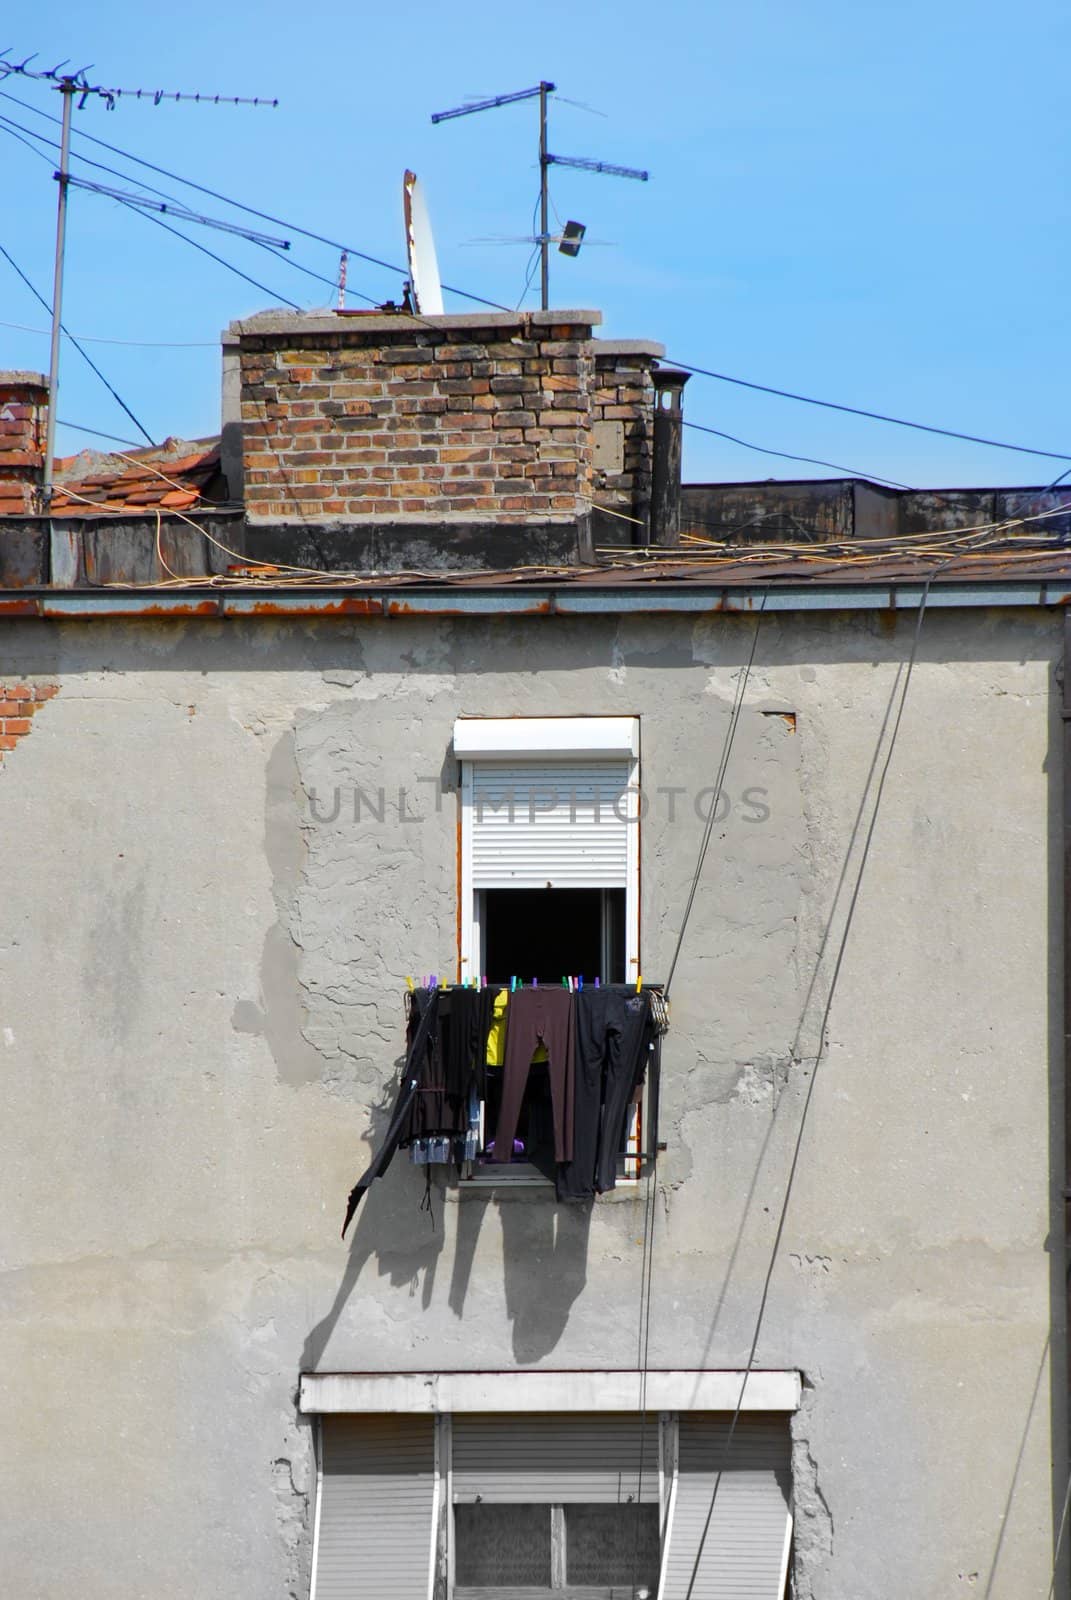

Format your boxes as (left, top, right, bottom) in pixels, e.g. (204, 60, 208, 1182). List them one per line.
(312, 1411, 792, 1600)
(454, 1500, 661, 1596)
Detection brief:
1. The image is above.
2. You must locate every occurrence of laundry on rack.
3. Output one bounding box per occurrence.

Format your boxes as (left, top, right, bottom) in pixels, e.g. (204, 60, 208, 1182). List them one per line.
(340, 981, 664, 1233)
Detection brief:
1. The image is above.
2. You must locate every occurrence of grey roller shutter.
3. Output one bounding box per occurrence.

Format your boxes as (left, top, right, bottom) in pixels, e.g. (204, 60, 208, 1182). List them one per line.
(452, 1413, 660, 1503)
(470, 761, 631, 889)
(314, 1415, 435, 1600)
(661, 1416, 792, 1600)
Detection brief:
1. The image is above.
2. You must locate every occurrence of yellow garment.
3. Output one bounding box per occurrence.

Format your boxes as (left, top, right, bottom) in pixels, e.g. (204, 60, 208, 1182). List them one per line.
(485, 988, 547, 1065)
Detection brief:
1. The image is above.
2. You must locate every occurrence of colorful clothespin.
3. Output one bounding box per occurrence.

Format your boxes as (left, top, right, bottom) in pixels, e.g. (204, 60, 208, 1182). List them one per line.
(578, 975, 583, 991)
(595, 976, 601, 988)
(405, 976, 415, 992)
(533, 977, 538, 987)
(636, 974, 642, 993)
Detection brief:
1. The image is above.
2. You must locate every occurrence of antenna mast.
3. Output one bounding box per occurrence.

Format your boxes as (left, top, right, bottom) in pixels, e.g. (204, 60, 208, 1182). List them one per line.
(0, 50, 277, 506)
(42, 77, 72, 505)
(431, 81, 647, 312)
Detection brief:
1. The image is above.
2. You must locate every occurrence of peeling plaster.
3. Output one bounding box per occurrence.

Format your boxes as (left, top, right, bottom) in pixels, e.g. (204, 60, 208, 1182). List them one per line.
(791, 1384, 835, 1599)
(230, 728, 322, 1087)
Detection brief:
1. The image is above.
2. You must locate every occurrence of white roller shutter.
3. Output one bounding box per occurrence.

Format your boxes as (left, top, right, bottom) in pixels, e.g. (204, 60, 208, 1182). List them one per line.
(661, 1416, 792, 1600)
(314, 1415, 436, 1600)
(469, 761, 632, 889)
(452, 1412, 660, 1503)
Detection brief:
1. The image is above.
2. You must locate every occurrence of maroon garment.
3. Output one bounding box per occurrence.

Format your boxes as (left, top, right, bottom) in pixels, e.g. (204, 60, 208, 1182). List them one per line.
(492, 988, 575, 1163)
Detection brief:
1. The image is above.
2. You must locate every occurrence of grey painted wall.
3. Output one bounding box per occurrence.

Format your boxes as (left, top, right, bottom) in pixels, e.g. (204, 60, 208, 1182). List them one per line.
(0, 607, 1062, 1599)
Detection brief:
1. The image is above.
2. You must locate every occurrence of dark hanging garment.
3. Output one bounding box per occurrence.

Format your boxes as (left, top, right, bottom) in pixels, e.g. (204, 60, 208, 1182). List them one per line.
(557, 987, 654, 1200)
(442, 985, 495, 1101)
(493, 987, 575, 1164)
(400, 987, 495, 1146)
(340, 988, 441, 1238)
(594, 988, 654, 1194)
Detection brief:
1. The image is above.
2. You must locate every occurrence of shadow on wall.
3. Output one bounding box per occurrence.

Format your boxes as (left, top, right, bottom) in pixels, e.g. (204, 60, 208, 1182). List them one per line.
(301, 1063, 448, 1371)
(300, 1060, 595, 1369)
(450, 1192, 594, 1365)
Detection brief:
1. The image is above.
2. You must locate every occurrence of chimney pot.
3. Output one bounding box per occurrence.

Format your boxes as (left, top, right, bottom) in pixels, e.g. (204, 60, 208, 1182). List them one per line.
(0, 372, 49, 516)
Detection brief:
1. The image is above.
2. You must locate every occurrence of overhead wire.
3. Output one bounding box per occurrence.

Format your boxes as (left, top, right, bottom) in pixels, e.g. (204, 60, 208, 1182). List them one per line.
(5, 87, 1070, 482)
(1, 319, 216, 347)
(683, 418, 913, 490)
(0, 83, 512, 311)
(663, 590, 769, 1000)
(0, 106, 397, 318)
(113, 198, 301, 310)
(667, 357, 1071, 467)
(0, 239, 155, 445)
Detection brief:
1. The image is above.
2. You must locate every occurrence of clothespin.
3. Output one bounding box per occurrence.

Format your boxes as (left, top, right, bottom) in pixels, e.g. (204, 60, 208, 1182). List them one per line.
(595, 976, 600, 988)
(578, 975, 583, 991)
(561, 976, 568, 988)
(405, 976, 415, 992)
(533, 977, 538, 987)
(636, 974, 642, 993)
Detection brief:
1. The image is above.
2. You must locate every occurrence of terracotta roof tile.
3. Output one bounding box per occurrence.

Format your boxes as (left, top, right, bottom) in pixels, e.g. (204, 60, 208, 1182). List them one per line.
(50, 437, 223, 515)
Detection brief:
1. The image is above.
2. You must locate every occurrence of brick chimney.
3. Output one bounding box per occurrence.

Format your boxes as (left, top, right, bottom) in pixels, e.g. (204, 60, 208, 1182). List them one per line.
(232, 309, 602, 530)
(0, 372, 48, 515)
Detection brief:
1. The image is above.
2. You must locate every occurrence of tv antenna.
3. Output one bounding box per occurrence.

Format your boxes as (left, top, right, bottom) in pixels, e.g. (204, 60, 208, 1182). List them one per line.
(431, 82, 647, 312)
(0, 50, 277, 505)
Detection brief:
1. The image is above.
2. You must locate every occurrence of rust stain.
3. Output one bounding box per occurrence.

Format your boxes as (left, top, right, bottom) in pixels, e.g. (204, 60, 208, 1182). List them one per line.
(385, 598, 555, 617)
(244, 596, 385, 617)
(41, 599, 222, 620)
(0, 598, 38, 616)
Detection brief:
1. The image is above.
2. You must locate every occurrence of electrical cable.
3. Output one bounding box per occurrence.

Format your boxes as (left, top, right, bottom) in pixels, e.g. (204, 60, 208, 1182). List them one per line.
(57, 419, 148, 448)
(680, 575, 934, 1599)
(113, 198, 301, 310)
(0, 84, 513, 311)
(631, 1134, 660, 1597)
(667, 357, 1071, 466)
(683, 418, 913, 490)
(2, 319, 216, 347)
(7, 87, 1067, 475)
(0, 109, 373, 314)
(0, 239, 154, 446)
(664, 591, 769, 1000)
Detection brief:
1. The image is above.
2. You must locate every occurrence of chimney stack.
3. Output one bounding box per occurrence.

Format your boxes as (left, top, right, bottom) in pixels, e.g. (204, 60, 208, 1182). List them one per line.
(650, 367, 690, 547)
(0, 372, 48, 516)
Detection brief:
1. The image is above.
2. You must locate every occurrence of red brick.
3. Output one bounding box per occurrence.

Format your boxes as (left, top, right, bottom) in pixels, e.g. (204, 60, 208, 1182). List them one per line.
(2, 718, 31, 735)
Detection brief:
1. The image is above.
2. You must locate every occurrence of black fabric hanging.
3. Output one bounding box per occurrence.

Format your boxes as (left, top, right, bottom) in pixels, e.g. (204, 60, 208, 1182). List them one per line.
(340, 988, 441, 1238)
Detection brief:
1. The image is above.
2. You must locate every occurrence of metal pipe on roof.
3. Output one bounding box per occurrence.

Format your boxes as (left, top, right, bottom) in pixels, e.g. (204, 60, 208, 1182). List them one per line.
(650, 369, 690, 547)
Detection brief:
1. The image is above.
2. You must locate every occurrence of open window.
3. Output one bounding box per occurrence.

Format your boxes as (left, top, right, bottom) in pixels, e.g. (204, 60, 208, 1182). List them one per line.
(454, 717, 641, 1182)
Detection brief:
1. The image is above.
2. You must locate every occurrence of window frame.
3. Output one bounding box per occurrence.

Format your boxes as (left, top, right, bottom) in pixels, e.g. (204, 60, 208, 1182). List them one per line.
(454, 718, 643, 1188)
(302, 1377, 802, 1600)
(456, 717, 641, 987)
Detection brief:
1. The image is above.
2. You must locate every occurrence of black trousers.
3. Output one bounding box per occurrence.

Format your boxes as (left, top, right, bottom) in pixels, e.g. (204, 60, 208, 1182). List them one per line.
(557, 987, 652, 1200)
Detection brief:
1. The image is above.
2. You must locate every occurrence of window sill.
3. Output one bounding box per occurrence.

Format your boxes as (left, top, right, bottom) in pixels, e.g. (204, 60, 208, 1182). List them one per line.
(452, 1166, 644, 1200)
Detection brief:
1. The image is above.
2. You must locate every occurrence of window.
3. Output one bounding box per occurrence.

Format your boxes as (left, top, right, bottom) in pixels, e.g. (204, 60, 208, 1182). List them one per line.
(454, 717, 642, 1182)
(455, 717, 640, 987)
(310, 1404, 794, 1600)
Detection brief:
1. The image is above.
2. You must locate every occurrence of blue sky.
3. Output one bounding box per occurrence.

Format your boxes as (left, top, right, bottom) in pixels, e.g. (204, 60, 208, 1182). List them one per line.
(2, 0, 1068, 487)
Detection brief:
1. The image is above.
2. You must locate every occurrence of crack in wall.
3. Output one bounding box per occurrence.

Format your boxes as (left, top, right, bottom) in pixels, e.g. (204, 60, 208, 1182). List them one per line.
(272, 1449, 311, 1600)
(791, 1379, 834, 1599)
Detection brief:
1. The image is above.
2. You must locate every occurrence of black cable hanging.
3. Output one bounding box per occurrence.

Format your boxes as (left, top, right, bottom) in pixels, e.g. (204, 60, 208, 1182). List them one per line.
(0, 239, 154, 445)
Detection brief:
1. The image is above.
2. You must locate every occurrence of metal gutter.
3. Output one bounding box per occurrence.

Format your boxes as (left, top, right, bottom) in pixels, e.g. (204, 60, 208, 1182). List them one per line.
(3, 579, 1071, 618)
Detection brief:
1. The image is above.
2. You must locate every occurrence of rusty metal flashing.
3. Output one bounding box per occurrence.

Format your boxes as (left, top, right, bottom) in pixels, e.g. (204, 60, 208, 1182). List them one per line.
(3, 577, 1071, 620)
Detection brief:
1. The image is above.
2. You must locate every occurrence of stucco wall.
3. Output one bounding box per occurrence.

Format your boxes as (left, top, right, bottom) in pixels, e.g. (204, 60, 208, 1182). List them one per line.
(0, 607, 1062, 1599)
